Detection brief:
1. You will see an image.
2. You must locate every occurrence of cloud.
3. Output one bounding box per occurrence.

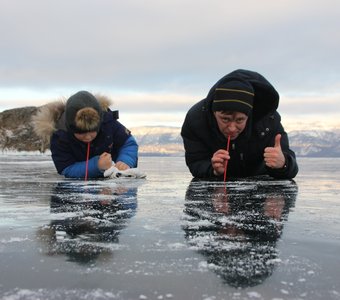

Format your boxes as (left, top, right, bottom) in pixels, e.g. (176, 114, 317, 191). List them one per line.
(110, 92, 198, 113)
(0, 0, 340, 129)
(280, 94, 340, 115)
(1, 0, 340, 90)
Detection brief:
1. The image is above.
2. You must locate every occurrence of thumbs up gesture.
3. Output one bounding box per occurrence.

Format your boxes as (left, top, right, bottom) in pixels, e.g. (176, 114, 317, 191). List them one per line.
(264, 134, 286, 169)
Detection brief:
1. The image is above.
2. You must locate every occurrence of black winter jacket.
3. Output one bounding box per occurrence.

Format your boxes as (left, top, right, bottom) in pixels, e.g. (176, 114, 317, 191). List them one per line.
(181, 69, 298, 179)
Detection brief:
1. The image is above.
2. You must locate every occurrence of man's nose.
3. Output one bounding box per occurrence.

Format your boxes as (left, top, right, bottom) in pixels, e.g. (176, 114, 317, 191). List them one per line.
(227, 122, 237, 131)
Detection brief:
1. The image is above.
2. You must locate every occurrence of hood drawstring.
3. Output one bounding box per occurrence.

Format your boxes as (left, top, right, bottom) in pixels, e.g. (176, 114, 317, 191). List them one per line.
(85, 142, 90, 181)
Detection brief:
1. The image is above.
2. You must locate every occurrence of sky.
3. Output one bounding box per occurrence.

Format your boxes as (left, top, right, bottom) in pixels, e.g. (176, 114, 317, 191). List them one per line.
(1, 0, 340, 131)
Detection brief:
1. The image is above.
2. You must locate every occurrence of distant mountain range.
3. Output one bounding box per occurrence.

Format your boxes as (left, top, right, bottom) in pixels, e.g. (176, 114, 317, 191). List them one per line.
(1, 106, 340, 157)
(288, 129, 340, 157)
(131, 126, 340, 157)
(131, 126, 184, 156)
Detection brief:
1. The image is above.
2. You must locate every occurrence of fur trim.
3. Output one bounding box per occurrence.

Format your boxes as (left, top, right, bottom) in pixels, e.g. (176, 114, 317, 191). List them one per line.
(32, 99, 66, 143)
(74, 107, 101, 132)
(95, 94, 112, 111)
(32, 94, 113, 142)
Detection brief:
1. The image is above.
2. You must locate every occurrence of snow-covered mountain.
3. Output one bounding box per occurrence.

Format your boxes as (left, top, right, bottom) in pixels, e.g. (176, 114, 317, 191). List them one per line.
(130, 126, 184, 156)
(1, 106, 340, 157)
(289, 129, 340, 157)
(132, 126, 340, 157)
(129, 126, 340, 157)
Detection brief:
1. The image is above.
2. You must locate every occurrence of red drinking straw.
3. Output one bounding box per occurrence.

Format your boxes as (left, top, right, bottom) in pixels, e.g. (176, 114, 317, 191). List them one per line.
(223, 135, 231, 182)
(85, 142, 90, 181)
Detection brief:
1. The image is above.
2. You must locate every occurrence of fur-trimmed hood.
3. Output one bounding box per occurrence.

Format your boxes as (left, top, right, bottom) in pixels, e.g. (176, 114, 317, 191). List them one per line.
(32, 94, 112, 143)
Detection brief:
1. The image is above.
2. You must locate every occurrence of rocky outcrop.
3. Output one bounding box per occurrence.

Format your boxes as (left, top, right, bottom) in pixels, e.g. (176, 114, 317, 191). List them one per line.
(0, 106, 45, 152)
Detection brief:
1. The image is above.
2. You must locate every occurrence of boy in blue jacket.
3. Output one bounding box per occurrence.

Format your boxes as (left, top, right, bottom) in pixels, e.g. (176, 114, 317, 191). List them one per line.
(33, 91, 138, 179)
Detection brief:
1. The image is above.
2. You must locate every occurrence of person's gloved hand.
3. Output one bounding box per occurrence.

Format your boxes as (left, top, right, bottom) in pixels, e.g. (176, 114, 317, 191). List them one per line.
(103, 165, 146, 179)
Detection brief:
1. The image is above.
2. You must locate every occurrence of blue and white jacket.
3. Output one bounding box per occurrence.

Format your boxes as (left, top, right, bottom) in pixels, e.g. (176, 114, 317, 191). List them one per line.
(33, 95, 138, 178)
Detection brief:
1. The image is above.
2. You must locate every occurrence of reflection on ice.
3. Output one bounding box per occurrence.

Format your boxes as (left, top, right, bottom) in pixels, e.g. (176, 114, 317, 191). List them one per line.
(37, 181, 138, 265)
(183, 176, 298, 288)
(1, 155, 340, 299)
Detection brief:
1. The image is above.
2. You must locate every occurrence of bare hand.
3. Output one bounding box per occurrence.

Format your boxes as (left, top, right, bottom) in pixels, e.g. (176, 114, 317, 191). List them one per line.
(98, 152, 113, 170)
(115, 161, 130, 171)
(264, 134, 286, 169)
(211, 149, 230, 176)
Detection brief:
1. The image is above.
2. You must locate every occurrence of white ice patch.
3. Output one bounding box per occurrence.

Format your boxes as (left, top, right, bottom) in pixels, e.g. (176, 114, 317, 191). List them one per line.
(246, 291, 263, 298)
(0, 236, 31, 243)
(1, 288, 123, 300)
(167, 242, 186, 250)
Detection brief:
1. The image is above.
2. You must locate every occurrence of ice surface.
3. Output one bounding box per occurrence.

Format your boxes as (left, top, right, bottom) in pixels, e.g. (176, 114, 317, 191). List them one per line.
(0, 155, 340, 299)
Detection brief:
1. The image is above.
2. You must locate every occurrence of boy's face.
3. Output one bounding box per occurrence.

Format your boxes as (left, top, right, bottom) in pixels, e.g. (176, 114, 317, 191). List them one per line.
(74, 131, 98, 143)
(214, 111, 248, 140)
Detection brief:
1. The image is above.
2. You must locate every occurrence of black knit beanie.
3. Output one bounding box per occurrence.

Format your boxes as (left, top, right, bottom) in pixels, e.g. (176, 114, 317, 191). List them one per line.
(212, 80, 254, 116)
(65, 91, 103, 134)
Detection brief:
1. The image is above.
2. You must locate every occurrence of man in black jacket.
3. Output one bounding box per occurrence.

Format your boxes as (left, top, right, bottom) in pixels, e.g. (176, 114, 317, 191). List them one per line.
(181, 69, 298, 179)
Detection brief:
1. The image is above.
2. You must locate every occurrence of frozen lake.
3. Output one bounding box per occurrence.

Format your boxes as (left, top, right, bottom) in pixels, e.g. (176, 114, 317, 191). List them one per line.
(0, 155, 340, 300)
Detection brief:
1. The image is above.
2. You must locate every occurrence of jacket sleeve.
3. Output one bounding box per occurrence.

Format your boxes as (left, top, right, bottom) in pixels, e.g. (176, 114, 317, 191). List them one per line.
(61, 155, 104, 178)
(116, 135, 138, 167)
(181, 135, 215, 178)
(268, 151, 299, 179)
(181, 112, 216, 178)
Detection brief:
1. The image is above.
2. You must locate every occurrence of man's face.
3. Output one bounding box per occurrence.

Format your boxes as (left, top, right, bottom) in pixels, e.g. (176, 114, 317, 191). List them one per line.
(74, 131, 98, 143)
(214, 111, 248, 140)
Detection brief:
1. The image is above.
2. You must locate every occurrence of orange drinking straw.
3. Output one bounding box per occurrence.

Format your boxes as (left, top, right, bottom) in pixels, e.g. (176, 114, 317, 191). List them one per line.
(85, 142, 90, 181)
(223, 135, 231, 182)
